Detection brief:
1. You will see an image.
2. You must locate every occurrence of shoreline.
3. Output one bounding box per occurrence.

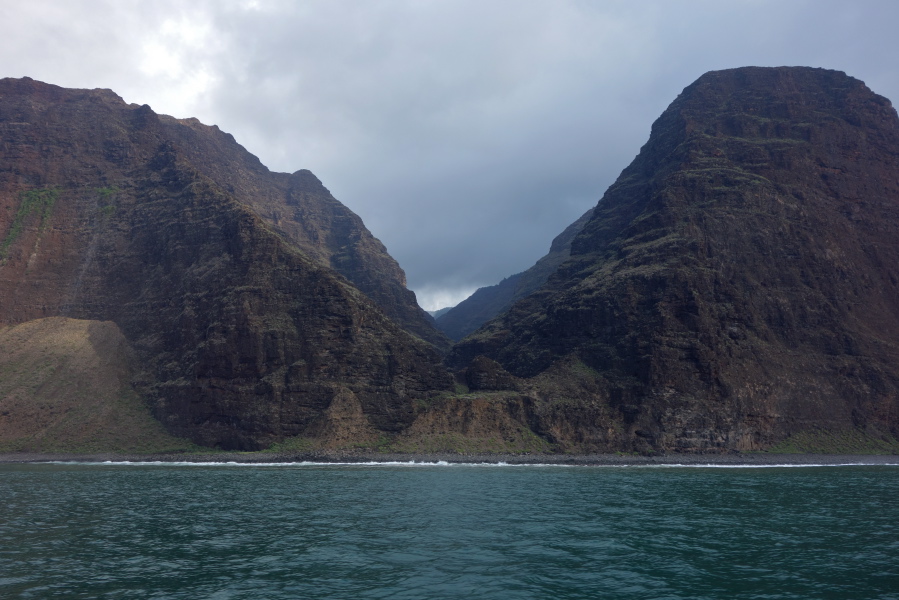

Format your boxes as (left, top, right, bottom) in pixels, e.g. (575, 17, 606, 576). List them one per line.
(1, 450, 897, 466)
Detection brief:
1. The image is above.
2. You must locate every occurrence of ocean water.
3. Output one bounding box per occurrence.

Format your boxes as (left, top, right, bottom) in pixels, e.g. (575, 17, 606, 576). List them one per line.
(1, 462, 897, 599)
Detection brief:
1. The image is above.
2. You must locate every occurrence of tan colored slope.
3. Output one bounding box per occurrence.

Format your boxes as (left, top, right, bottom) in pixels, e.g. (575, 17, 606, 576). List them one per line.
(0, 317, 193, 452)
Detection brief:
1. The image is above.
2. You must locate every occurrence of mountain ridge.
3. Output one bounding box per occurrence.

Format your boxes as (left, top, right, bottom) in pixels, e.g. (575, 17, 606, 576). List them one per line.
(0, 77, 452, 449)
(2, 68, 898, 454)
(450, 66, 899, 451)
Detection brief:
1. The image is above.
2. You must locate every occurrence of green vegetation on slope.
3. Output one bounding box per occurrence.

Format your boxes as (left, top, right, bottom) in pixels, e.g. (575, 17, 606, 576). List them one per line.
(0, 187, 59, 260)
(766, 429, 899, 455)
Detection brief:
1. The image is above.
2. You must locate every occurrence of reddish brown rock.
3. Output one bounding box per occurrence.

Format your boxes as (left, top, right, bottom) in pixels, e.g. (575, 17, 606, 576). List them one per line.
(5, 69, 898, 455)
(0, 77, 452, 449)
(462, 355, 520, 392)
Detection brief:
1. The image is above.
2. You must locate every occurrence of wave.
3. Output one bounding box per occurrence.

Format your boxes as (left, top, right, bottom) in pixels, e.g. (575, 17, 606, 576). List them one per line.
(38, 460, 899, 469)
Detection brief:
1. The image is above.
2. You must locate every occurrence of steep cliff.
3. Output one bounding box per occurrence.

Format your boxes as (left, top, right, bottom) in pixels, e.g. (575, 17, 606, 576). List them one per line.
(0, 77, 452, 449)
(436, 207, 594, 340)
(452, 67, 899, 452)
(154, 116, 449, 350)
(4, 69, 898, 455)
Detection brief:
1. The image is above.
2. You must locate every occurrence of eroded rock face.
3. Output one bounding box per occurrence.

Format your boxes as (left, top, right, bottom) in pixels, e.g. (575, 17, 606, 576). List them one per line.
(452, 67, 899, 451)
(462, 356, 520, 392)
(0, 77, 452, 449)
(155, 116, 450, 351)
(5, 70, 898, 454)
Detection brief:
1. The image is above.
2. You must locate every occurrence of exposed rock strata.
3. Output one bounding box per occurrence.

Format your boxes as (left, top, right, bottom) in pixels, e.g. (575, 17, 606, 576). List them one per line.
(0, 77, 451, 449)
(156, 117, 449, 351)
(452, 67, 899, 452)
(3, 69, 898, 455)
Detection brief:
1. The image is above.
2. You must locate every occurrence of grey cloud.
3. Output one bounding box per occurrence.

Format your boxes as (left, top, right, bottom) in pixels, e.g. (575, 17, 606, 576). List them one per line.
(4, 0, 898, 309)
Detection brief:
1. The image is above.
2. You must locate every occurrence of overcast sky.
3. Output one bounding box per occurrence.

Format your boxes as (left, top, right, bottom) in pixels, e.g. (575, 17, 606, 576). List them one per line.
(3, 1, 897, 309)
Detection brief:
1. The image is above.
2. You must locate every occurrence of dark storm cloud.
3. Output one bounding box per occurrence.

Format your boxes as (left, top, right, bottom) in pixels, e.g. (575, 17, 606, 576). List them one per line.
(195, 0, 682, 307)
(4, 0, 899, 309)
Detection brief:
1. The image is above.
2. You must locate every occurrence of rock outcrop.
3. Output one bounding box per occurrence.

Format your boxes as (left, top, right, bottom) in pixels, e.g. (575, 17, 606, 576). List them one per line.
(436, 207, 594, 340)
(0, 78, 452, 449)
(452, 67, 899, 452)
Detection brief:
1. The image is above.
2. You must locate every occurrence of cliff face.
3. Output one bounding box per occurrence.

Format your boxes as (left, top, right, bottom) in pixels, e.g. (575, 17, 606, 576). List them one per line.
(436, 207, 594, 340)
(0, 77, 451, 449)
(154, 116, 449, 351)
(4, 69, 898, 455)
(452, 67, 899, 451)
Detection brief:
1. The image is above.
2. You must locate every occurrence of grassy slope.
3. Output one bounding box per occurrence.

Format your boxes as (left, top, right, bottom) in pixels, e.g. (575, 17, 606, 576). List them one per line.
(0, 317, 195, 453)
(766, 429, 899, 454)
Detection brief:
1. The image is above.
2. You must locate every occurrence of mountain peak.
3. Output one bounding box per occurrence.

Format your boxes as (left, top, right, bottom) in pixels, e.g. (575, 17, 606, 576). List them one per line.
(452, 66, 899, 452)
(0, 78, 451, 449)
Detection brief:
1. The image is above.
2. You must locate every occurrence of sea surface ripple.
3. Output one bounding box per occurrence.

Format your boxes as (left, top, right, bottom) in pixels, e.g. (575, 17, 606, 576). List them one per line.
(1, 463, 897, 599)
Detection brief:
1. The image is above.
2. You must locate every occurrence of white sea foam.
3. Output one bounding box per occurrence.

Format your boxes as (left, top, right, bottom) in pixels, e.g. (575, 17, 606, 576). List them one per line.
(41, 459, 577, 468)
(37, 459, 899, 469)
(649, 462, 899, 469)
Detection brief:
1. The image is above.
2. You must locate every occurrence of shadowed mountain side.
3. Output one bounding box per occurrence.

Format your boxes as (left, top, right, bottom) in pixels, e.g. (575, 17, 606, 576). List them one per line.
(0, 77, 446, 350)
(0, 78, 453, 449)
(157, 117, 450, 351)
(436, 207, 594, 340)
(429, 307, 452, 319)
(4, 71, 898, 455)
(451, 67, 899, 452)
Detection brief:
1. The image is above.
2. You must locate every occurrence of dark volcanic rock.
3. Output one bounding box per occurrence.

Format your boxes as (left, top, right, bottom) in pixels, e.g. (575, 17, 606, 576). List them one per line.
(0, 77, 452, 449)
(452, 67, 899, 451)
(436, 207, 594, 340)
(156, 118, 450, 351)
(462, 355, 520, 392)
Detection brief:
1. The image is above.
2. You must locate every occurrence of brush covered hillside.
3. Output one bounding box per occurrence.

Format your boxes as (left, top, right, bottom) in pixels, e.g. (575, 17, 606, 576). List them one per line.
(0, 77, 451, 450)
(451, 67, 899, 453)
(0, 317, 195, 453)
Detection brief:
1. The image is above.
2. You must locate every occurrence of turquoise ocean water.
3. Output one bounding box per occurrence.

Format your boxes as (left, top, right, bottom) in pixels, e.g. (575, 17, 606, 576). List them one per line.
(1, 461, 897, 599)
